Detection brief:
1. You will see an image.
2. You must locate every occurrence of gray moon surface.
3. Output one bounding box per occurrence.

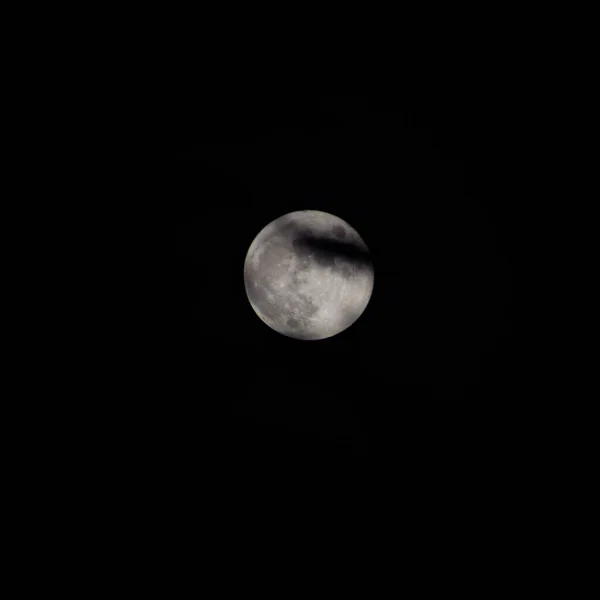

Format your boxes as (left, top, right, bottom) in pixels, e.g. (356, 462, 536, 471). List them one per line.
(244, 210, 374, 340)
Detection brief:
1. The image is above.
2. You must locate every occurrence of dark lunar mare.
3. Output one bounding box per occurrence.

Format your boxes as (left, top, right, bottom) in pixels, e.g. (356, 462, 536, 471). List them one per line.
(290, 232, 373, 272)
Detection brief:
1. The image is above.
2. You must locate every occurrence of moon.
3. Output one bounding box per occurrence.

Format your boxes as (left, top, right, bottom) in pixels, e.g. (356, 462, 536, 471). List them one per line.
(244, 210, 374, 340)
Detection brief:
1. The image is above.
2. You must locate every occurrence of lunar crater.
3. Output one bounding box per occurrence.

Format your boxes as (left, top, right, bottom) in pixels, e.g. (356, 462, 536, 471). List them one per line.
(332, 225, 346, 239)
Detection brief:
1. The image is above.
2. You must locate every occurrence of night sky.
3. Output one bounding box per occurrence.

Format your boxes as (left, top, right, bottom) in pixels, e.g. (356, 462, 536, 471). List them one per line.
(164, 94, 513, 486)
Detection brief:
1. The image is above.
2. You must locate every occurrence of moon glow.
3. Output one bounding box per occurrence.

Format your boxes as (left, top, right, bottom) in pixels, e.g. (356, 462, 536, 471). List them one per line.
(244, 210, 374, 340)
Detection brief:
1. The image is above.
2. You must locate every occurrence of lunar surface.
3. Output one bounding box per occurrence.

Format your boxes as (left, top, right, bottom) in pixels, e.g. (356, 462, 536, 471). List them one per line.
(244, 210, 374, 340)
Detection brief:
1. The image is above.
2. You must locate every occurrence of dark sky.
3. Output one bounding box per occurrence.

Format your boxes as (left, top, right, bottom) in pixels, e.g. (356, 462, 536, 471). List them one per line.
(159, 94, 513, 487)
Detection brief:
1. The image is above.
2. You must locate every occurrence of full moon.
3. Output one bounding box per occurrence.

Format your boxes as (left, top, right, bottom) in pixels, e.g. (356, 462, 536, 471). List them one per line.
(244, 210, 374, 340)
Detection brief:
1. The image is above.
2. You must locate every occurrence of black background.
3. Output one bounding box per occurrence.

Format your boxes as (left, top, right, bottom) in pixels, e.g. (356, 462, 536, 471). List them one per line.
(37, 88, 522, 580)
(162, 94, 514, 489)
